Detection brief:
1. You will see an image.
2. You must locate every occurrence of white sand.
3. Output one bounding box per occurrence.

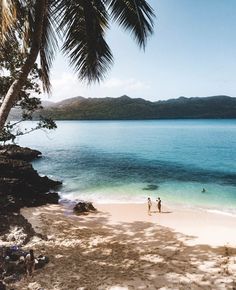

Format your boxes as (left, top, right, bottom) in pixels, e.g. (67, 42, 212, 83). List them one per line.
(97, 203, 236, 246)
(11, 203, 236, 289)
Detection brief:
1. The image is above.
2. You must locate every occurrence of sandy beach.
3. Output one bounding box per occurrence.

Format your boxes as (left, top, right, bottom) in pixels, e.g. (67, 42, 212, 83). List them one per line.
(10, 202, 236, 290)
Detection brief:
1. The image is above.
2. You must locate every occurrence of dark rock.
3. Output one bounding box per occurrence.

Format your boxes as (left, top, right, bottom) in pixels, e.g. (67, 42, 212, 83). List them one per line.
(0, 148, 61, 214)
(73, 202, 97, 215)
(0, 157, 61, 191)
(0, 145, 41, 161)
(0, 213, 35, 244)
(0, 188, 60, 213)
(0, 281, 6, 290)
(142, 184, 159, 191)
(0, 145, 61, 245)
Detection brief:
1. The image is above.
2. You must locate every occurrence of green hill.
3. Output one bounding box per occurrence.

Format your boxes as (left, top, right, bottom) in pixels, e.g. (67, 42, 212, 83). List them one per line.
(39, 95, 236, 120)
(10, 95, 236, 120)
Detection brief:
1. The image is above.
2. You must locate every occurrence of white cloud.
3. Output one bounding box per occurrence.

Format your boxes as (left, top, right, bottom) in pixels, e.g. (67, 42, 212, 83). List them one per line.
(42, 73, 151, 102)
(103, 78, 150, 91)
(46, 73, 88, 102)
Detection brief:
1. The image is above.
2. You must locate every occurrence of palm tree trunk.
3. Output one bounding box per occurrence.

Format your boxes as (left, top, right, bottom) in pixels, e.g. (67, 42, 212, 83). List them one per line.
(0, 0, 47, 131)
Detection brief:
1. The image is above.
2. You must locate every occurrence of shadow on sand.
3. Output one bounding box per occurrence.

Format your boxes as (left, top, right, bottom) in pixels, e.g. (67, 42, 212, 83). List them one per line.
(150, 210, 172, 214)
(12, 205, 236, 290)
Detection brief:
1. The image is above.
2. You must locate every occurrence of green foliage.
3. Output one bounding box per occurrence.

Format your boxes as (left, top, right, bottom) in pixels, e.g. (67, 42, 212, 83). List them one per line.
(0, 0, 155, 132)
(0, 116, 57, 144)
(39, 95, 236, 120)
(1, 0, 155, 88)
(0, 40, 56, 144)
(0, 40, 41, 100)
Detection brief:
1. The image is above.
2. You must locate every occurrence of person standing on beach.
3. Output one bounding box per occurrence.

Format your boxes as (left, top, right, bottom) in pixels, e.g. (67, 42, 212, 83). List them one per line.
(156, 197, 161, 213)
(147, 197, 152, 214)
(25, 249, 35, 277)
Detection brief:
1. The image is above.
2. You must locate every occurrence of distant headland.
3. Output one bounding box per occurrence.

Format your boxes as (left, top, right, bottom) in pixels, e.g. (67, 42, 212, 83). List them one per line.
(10, 95, 236, 120)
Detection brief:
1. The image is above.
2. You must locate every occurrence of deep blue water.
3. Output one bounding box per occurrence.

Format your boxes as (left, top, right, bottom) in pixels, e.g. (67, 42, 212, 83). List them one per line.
(18, 120, 236, 213)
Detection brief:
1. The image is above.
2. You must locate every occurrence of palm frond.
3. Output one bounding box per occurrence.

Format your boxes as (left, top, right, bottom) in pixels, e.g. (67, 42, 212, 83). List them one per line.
(1, 0, 58, 93)
(55, 0, 113, 83)
(39, 0, 58, 93)
(106, 0, 155, 49)
(0, 0, 17, 43)
(19, 1, 34, 53)
(0, 0, 33, 48)
(18, 0, 58, 93)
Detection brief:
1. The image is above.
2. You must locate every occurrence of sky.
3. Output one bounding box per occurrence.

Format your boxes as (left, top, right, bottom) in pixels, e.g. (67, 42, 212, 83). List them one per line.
(46, 0, 236, 102)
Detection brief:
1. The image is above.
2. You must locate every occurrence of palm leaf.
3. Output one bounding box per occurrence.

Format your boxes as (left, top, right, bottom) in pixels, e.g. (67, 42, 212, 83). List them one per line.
(1, 1, 58, 93)
(0, 1, 34, 50)
(39, 0, 58, 93)
(106, 0, 155, 49)
(19, 0, 58, 93)
(0, 0, 18, 43)
(55, 0, 113, 83)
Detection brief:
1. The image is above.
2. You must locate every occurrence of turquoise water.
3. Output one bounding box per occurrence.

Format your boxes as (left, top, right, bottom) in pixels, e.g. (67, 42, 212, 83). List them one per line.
(18, 120, 236, 213)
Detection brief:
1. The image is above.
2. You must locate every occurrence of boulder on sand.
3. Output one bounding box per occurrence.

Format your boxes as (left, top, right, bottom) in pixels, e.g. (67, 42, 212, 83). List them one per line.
(73, 202, 97, 215)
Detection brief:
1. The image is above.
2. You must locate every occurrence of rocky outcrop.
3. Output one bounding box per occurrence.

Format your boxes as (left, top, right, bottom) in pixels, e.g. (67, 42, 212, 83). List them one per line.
(0, 212, 35, 245)
(0, 145, 61, 289)
(0, 145, 61, 237)
(0, 153, 61, 213)
(0, 153, 60, 208)
(73, 202, 97, 215)
(0, 145, 41, 161)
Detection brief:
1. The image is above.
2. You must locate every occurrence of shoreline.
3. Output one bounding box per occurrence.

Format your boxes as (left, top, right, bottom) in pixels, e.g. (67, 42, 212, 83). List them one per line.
(10, 202, 236, 289)
(54, 184, 236, 219)
(95, 203, 236, 247)
(22, 201, 236, 247)
(60, 196, 236, 221)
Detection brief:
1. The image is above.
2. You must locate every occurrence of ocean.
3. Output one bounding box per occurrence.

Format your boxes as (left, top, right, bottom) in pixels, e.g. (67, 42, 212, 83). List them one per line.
(18, 120, 236, 214)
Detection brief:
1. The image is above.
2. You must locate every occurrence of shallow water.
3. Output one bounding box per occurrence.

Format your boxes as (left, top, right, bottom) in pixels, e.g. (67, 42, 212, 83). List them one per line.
(18, 120, 236, 213)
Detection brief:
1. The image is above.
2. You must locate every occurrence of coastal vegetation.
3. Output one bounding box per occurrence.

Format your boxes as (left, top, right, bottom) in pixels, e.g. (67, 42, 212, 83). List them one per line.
(1, 2, 236, 290)
(0, 2, 155, 286)
(24, 95, 236, 120)
(0, 0, 155, 132)
(0, 39, 56, 143)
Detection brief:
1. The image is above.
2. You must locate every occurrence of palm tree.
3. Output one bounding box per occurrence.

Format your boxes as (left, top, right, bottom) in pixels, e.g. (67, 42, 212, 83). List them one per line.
(0, 0, 155, 131)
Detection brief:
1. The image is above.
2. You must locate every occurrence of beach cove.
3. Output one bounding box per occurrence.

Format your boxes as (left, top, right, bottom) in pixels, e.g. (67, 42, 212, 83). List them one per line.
(6, 119, 235, 289)
(19, 120, 236, 215)
(2, 1, 236, 288)
(11, 202, 236, 289)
